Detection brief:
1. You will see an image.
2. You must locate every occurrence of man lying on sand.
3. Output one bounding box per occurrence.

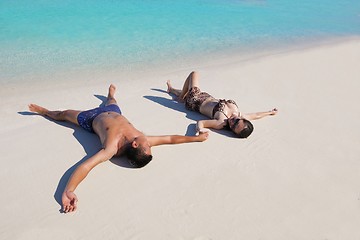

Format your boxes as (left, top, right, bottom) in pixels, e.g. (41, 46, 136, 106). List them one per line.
(29, 84, 209, 213)
(167, 71, 278, 138)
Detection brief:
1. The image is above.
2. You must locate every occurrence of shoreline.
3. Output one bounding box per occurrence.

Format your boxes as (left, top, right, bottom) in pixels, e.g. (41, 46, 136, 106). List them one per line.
(1, 35, 359, 88)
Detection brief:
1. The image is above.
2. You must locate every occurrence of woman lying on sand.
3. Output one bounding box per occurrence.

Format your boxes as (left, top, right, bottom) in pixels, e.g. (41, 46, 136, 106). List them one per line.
(166, 71, 278, 138)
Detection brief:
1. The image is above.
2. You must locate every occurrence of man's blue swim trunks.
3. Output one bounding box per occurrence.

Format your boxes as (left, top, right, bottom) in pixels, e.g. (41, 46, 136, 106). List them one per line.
(77, 104, 122, 132)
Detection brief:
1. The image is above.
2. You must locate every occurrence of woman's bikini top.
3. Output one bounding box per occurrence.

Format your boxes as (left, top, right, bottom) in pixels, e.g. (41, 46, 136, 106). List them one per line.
(212, 99, 238, 119)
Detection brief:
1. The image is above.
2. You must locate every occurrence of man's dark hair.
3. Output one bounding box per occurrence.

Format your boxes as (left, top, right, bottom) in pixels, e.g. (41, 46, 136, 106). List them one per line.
(236, 119, 254, 138)
(126, 146, 153, 168)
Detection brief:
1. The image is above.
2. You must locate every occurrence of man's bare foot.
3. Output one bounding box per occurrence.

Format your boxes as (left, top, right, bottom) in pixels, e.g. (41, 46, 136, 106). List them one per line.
(166, 80, 172, 93)
(28, 104, 48, 115)
(108, 84, 116, 98)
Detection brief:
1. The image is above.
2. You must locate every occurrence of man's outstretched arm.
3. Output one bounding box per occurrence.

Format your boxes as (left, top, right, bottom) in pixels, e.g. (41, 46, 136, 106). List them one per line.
(147, 132, 209, 147)
(62, 148, 116, 213)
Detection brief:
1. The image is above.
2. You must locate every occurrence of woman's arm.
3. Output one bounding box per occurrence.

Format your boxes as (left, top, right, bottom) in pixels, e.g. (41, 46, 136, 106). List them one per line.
(242, 108, 278, 121)
(62, 148, 116, 213)
(147, 132, 209, 147)
(196, 119, 227, 134)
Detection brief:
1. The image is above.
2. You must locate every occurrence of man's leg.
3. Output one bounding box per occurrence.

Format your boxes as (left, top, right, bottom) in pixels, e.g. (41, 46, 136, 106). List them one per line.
(29, 85, 119, 124)
(28, 104, 81, 125)
(167, 71, 200, 100)
(105, 84, 118, 106)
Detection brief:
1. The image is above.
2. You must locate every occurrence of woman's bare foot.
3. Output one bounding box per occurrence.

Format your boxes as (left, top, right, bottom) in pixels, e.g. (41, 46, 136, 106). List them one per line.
(166, 80, 185, 102)
(166, 80, 172, 93)
(28, 104, 48, 115)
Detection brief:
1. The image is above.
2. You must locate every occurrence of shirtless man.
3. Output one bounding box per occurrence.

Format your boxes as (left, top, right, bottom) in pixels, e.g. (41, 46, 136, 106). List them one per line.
(29, 84, 208, 213)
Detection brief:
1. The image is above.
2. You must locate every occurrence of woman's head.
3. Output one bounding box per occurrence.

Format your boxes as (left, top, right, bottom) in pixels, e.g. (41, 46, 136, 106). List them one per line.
(228, 117, 254, 138)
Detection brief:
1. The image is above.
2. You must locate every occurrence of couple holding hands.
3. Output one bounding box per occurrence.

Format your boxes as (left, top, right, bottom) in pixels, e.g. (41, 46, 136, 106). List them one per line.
(29, 71, 278, 213)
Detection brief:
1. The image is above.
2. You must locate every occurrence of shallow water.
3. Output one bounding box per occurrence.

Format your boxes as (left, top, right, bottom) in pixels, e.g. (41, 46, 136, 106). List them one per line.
(1, 0, 359, 84)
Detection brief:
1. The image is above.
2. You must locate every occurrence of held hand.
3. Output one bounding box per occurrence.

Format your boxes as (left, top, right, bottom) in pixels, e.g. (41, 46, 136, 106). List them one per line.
(195, 127, 209, 136)
(197, 132, 209, 142)
(62, 190, 78, 213)
(270, 108, 278, 115)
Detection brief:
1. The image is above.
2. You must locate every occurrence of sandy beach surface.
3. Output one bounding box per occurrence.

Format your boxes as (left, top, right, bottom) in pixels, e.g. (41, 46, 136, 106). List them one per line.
(1, 38, 360, 240)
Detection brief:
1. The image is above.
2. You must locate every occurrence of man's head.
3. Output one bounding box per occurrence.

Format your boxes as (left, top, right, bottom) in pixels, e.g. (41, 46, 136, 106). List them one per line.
(126, 136, 153, 168)
(228, 116, 254, 138)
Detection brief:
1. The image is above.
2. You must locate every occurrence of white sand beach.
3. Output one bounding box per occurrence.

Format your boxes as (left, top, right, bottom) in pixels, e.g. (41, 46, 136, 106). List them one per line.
(1, 38, 360, 239)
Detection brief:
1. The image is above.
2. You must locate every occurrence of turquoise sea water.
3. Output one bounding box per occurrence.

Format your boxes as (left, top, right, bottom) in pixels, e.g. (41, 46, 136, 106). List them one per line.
(1, 0, 360, 84)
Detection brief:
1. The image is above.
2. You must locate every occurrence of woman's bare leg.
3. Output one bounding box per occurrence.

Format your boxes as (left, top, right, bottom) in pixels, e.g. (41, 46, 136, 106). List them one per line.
(166, 81, 182, 97)
(28, 104, 80, 125)
(105, 84, 117, 106)
(167, 71, 200, 100)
